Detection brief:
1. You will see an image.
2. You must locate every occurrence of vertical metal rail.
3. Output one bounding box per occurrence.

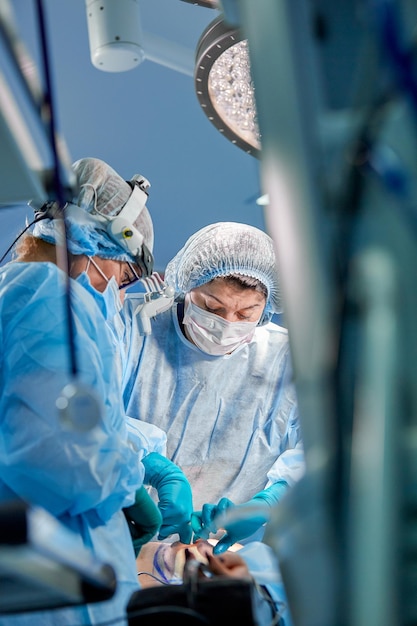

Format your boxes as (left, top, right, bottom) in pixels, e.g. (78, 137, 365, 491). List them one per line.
(348, 248, 398, 626)
(239, 0, 335, 475)
(238, 3, 341, 624)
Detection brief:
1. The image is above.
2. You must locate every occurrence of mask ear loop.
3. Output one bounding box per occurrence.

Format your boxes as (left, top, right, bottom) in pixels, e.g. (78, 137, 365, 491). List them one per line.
(86, 256, 110, 284)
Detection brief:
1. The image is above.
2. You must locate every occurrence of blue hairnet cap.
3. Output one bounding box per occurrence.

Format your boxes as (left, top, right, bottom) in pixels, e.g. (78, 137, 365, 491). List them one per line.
(32, 157, 154, 263)
(165, 222, 282, 320)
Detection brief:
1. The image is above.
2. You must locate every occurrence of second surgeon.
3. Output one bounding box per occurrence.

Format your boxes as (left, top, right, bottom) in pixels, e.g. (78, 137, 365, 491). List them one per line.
(122, 221, 305, 553)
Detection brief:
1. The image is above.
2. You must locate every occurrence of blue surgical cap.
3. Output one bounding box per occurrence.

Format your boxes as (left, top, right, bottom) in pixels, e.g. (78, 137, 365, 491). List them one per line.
(32, 157, 154, 262)
(165, 222, 282, 320)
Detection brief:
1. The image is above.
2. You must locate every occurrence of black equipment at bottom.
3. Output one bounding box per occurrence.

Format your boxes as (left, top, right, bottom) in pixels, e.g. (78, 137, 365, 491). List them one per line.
(127, 576, 257, 626)
(0, 500, 117, 615)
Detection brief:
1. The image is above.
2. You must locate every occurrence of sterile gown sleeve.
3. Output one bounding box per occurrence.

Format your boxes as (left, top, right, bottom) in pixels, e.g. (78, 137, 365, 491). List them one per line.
(97, 282, 168, 462)
(126, 416, 167, 458)
(0, 263, 142, 522)
(266, 441, 305, 488)
(262, 358, 305, 490)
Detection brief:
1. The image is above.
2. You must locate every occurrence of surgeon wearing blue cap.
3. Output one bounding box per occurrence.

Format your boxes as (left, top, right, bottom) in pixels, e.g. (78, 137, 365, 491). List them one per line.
(122, 221, 305, 555)
(0, 157, 192, 625)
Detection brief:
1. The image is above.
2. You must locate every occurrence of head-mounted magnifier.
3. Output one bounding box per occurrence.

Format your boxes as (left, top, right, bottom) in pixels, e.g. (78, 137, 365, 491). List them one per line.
(30, 176, 154, 277)
(105, 176, 154, 277)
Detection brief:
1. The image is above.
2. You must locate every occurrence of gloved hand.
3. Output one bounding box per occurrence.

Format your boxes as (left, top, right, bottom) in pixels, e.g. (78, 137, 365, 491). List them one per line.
(123, 485, 163, 556)
(142, 452, 193, 543)
(191, 481, 288, 554)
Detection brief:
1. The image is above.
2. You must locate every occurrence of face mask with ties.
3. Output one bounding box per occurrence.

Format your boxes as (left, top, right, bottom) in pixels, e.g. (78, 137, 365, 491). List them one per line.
(182, 293, 259, 356)
(75, 256, 122, 321)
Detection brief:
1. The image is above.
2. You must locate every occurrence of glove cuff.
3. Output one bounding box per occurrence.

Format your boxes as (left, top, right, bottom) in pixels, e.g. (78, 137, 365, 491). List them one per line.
(252, 481, 288, 507)
(143, 452, 185, 489)
(143, 452, 169, 488)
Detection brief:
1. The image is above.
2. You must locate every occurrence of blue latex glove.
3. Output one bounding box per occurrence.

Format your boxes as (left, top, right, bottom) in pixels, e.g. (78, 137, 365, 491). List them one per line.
(142, 452, 193, 543)
(191, 481, 288, 554)
(123, 485, 162, 556)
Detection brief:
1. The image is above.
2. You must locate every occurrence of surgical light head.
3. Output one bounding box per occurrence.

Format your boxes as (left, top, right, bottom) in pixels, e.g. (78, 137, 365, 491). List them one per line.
(32, 157, 154, 276)
(165, 221, 282, 324)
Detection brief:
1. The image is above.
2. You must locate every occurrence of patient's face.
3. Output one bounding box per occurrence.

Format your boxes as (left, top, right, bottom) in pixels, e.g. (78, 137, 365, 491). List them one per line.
(136, 540, 214, 588)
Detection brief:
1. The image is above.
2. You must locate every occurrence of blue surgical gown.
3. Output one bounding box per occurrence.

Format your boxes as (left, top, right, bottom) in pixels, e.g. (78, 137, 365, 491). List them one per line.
(0, 262, 146, 625)
(122, 298, 304, 512)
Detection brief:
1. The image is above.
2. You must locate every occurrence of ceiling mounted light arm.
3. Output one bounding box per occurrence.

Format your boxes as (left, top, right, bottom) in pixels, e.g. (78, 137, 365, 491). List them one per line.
(179, 0, 241, 28)
(180, 0, 219, 8)
(194, 16, 261, 158)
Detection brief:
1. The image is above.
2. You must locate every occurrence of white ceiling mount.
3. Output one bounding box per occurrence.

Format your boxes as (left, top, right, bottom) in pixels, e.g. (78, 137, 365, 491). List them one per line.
(85, 0, 145, 73)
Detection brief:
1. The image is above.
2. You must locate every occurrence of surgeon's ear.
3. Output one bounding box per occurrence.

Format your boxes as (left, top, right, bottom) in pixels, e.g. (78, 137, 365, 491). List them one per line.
(68, 254, 88, 279)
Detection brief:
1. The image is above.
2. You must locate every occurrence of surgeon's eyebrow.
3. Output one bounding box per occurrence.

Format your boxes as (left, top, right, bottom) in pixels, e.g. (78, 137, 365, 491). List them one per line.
(204, 293, 262, 311)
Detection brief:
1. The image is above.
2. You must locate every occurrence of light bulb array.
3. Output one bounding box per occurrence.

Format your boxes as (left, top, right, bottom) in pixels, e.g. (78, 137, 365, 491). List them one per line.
(195, 17, 261, 158)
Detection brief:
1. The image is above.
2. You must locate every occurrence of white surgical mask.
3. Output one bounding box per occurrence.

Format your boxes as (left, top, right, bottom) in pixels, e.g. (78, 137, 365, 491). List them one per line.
(182, 293, 259, 356)
(75, 265, 122, 321)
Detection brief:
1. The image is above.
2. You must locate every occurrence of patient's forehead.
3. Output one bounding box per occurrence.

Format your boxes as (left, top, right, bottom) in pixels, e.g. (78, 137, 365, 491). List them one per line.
(135, 539, 214, 570)
(171, 539, 214, 554)
(136, 539, 244, 589)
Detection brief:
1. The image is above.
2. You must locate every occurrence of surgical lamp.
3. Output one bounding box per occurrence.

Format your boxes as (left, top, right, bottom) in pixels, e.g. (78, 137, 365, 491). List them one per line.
(195, 16, 260, 158)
